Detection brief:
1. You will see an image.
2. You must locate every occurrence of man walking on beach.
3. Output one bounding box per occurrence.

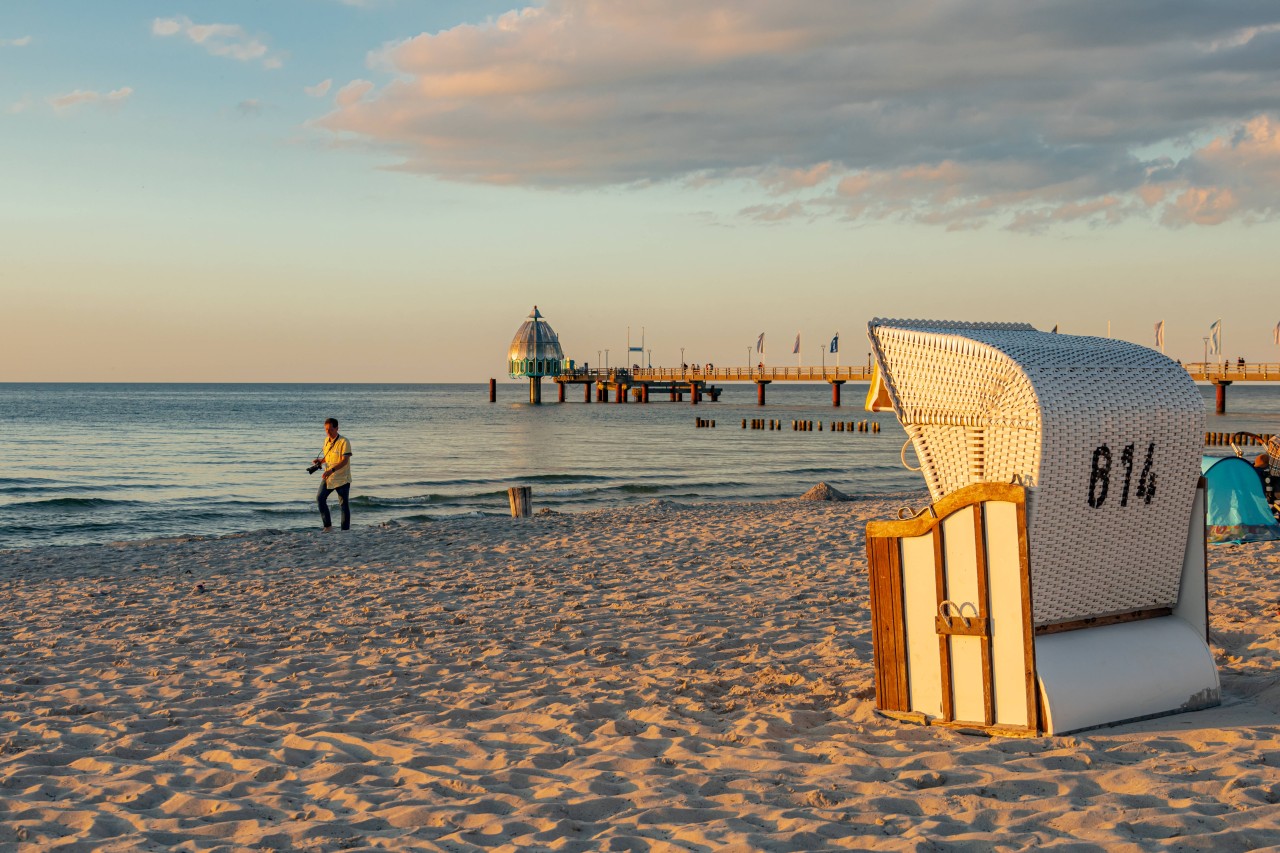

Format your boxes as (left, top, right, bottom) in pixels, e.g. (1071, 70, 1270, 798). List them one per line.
(315, 417, 353, 531)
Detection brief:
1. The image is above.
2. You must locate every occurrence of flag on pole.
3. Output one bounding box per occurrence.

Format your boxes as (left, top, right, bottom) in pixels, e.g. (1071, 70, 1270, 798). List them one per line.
(1154, 320, 1164, 350)
(830, 333, 839, 353)
(793, 333, 800, 354)
(756, 333, 765, 353)
(1209, 319, 1221, 355)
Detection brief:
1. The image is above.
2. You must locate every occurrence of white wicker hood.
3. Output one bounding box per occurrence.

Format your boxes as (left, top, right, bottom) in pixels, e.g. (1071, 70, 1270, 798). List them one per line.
(867, 319, 1205, 627)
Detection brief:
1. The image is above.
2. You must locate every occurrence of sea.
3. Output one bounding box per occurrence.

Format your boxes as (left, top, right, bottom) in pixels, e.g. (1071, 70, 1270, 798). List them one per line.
(4, 382, 1278, 550)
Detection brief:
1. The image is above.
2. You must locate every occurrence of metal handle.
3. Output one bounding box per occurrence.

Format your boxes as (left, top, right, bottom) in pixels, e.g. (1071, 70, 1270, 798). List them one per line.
(901, 438, 923, 472)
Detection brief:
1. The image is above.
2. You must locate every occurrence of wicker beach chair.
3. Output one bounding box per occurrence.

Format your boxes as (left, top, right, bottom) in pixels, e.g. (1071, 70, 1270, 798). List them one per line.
(864, 319, 1217, 735)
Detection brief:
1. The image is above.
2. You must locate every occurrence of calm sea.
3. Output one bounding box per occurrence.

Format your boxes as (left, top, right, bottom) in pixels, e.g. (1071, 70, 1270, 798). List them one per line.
(4, 382, 1278, 550)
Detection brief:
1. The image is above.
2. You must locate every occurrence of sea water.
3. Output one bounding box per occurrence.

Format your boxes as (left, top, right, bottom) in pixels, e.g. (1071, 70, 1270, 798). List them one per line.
(4, 382, 1277, 549)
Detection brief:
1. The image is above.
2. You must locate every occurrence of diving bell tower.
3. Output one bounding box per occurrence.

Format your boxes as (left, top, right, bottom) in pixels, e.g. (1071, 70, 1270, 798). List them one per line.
(507, 306, 566, 404)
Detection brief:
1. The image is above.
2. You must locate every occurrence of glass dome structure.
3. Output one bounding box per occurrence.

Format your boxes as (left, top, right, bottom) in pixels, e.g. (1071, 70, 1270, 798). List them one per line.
(508, 306, 567, 378)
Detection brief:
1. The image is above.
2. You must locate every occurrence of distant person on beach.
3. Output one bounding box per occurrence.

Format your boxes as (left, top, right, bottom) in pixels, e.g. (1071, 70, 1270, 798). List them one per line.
(314, 417, 353, 532)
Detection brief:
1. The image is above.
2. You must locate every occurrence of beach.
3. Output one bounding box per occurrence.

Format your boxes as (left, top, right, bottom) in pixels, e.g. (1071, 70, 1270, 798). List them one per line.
(2, 496, 1279, 851)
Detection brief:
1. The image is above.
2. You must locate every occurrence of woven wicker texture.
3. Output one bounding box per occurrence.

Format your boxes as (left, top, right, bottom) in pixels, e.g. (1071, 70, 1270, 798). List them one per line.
(868, 319, 1204, 626)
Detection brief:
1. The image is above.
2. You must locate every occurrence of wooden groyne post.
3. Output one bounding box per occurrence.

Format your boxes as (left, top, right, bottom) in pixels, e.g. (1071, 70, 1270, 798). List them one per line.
(489, 378, 496, 403)
(507, 486, 532, 518)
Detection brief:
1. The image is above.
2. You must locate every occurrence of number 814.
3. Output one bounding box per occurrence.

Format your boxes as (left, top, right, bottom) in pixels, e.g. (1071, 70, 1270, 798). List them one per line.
(1088, 442, 1156, 508)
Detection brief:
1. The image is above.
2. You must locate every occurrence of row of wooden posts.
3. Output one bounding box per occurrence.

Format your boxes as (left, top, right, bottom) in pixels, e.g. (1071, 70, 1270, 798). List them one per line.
(742, 418, 881, 432)
(1204, 431, 1275, 447)
(695, 418, 716, 428)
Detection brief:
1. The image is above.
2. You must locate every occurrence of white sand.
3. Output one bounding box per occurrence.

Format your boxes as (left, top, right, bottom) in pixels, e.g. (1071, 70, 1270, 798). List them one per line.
(2, 497, 1279, 851)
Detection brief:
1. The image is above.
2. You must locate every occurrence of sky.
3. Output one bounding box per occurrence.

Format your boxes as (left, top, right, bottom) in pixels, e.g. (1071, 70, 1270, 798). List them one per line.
(3, 1, 1279, 382)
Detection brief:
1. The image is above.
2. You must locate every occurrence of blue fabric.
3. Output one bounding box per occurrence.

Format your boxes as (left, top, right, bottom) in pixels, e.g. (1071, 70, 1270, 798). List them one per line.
(1201, 456, 1280, 544)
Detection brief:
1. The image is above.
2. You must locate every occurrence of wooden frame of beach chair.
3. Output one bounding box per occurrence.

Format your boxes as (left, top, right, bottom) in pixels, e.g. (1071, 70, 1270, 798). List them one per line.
(864, 319, 1218, 736)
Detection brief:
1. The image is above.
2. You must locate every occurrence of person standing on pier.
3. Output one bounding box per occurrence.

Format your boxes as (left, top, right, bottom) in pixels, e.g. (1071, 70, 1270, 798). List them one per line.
(314, 417, 353, 531)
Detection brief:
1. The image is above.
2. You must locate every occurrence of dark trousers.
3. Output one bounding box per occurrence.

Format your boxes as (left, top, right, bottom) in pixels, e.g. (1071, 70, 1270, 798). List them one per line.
(317, 482, 351, 529)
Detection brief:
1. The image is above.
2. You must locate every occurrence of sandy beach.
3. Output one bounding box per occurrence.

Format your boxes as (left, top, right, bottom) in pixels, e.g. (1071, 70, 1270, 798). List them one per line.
(2, 496, 1279, 851)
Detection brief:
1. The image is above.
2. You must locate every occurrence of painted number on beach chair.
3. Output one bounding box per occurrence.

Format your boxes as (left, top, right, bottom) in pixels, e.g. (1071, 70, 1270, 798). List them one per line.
(1088, 442, 1156, 508)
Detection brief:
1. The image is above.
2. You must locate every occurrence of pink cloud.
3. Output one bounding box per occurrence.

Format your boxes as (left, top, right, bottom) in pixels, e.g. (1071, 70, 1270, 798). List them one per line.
(335, 79, 374, 107)
(48, 87, 133, 111)
(1163, 187, 1239, 226)
(310, 1, 1280, 230)
(152, 16, 282, 69)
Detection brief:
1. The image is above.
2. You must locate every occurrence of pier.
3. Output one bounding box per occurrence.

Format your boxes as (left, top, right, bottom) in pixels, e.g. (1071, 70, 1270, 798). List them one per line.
(1184, 362, 1280, 413)
(503, 309, 1280, 411)
(504, 361, 1280, 412)
(551, 365, 873, 406)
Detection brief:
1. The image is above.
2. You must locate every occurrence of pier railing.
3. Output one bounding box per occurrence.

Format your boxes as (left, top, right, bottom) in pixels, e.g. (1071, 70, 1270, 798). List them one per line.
(557, 363, 1280, 384)
(1184, 362, 1280, 382)
(558, 365, 874, 382)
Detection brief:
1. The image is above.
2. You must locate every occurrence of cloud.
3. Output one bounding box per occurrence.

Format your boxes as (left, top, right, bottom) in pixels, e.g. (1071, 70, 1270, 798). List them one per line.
(1, 35, 32, 47)
(237, 99, 265, 117)
(334, 79, 374, 107)
(48, 87, 133, 111)
(314, 0, 1280, 230)
(305, 79, 333, 98)
(152, 16, 283, 69)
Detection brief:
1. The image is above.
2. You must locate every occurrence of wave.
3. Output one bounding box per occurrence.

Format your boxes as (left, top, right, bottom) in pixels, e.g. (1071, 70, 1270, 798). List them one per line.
(398, 472, 619, 489)
(10, 497, 138, 510)
(349, 492, 506, 508)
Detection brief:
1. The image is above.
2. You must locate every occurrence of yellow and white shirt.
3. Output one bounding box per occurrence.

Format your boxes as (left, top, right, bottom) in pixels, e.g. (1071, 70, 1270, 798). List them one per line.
(322, 435, 352, 488)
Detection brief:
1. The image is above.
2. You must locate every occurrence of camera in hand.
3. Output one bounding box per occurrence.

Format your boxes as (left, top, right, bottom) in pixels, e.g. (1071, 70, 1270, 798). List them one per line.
(307, 462, 323, 474)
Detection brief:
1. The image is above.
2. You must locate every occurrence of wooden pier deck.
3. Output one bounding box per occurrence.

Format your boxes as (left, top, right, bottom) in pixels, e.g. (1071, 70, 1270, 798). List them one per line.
(552, 365, 873, 405)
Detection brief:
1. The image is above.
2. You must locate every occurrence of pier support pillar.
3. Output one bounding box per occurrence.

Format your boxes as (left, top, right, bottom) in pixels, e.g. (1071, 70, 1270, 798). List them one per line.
(616, 384, 626, 403)
(830, 380, 845, 407)
(1214, 380, 1232, 414)
(529, 377, 542, 405)
(489, 378, 496, 403)
(670, 389, 677, 401)
(641, 384, 650, 403)
(691, 384, 700, 405)
(557, 382, 566, 403)
(756, 380, 771, 406)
